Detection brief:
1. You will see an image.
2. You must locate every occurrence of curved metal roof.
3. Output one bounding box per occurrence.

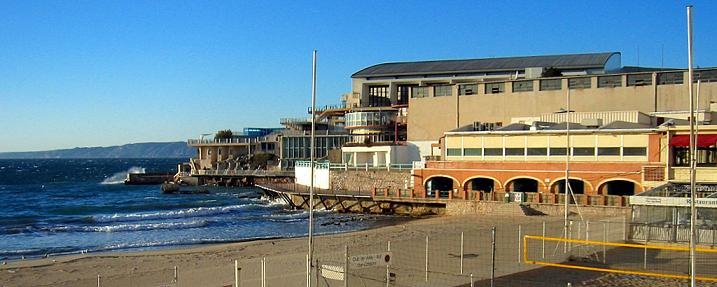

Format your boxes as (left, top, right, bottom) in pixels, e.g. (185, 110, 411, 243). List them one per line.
(352, 52, 619, 78)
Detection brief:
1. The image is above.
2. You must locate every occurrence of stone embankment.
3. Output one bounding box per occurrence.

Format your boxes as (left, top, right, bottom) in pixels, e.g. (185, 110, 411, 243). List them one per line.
(329, 170, 410, 192)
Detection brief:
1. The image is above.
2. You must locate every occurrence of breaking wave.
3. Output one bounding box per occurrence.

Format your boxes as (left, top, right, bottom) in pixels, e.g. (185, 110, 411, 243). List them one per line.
(100, 166, 146, 185)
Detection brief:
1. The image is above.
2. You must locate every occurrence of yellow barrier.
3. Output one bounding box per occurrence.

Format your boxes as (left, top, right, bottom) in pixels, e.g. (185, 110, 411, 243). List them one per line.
(522, 235, 717, 282)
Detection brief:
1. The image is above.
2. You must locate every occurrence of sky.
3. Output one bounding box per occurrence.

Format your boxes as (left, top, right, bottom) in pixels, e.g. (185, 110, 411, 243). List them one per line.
(1, 1, 716, 152)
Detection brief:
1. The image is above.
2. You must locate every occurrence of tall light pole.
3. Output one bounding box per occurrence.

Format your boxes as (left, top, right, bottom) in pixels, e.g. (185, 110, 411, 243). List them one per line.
(307, 50, 318, 287)
(686, 5, 697, 287)
(563, 88, 571, 252)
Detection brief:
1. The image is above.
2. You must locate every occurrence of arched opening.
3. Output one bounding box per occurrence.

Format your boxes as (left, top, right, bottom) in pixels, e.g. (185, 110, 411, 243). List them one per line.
(425, 176, 454, 198)
(506, 178, 539, 193)
(465, 178, 496, 193)
(553, 179, 585, 194)
(600, 180, 637, 196)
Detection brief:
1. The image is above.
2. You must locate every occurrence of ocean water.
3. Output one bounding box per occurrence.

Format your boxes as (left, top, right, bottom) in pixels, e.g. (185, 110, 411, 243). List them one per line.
(0, 159, 387, 260)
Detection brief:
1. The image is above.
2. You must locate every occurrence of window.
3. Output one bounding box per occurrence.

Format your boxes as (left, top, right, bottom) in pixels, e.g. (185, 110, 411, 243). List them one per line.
(464, 148, 482, 156)
(434, 85, 452, 97)
(573, 147, 595, 156)
(527, 148, 547, 156)
(485, 82, 505, 94)
(549, 148, 567, 155)
(459, 84, 478, 96)
(396, 85, 416, 104)
(695, 70, 717, 83)
(446, 148, 462, 156)
(484, 148, 503, 156)
(411, 86, 428, 98)
(368, 85, 390, 106)
(597, 147, 620, 156)
(623, 147, 647, 156)
(539, 79, 562, 91)
(568, 77, 591, 89)
(658, 72, 684, 85)
(513, 80, 534, 92)
(505, 148, 525, 156)
(598, 75, 622, 88)
(627, 74, 653, 86)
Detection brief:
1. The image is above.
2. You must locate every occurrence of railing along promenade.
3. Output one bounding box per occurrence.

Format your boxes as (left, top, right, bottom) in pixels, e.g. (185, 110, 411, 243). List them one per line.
(191, 169, 293, 177)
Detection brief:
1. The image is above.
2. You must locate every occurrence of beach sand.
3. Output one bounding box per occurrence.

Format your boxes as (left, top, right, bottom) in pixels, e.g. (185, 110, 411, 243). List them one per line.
(1, 214, 702, 287)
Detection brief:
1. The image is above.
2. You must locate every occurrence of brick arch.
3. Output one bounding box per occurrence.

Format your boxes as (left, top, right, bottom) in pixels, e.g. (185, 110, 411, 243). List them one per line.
(549, 176, 595, 194)
(504, 176, 548, 192)
(461, 175, 503, 190)
(596, 178, 644, 195)
(422, 174, 461, 188)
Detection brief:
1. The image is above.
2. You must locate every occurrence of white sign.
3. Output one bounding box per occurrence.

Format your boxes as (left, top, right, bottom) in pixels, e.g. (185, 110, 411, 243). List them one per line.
(349, 252, 392, 269)
(321, 264, 344, 281)
(629, 196, 717, 208)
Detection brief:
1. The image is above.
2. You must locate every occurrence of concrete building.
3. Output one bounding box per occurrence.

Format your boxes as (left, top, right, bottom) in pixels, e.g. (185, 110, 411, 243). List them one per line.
(410, 109, 717, 206)
(349, 52, 717, 160)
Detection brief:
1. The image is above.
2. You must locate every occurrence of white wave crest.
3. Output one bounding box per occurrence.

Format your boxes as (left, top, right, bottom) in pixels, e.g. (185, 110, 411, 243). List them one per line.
(100, 166, 146, 185)
(88, 220, 209, 233)
(94, 204, 258, 223)
(260, 195, 288, 207)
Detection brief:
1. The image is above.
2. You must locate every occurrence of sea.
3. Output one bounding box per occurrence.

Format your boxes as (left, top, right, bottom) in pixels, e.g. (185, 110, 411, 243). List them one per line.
(0, 158, 391, 260)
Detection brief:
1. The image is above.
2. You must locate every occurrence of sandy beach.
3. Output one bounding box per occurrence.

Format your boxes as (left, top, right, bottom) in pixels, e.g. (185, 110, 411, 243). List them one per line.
(0, 213, 705, 287)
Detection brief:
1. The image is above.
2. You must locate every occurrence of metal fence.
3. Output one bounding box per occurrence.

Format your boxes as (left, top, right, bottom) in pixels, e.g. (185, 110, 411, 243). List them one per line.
(232, 218, 633, 287)
(13, 217, 717, 287)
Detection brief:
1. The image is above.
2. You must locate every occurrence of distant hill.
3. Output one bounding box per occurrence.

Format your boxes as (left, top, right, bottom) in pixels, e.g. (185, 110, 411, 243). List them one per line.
(0, 142, 195, 159)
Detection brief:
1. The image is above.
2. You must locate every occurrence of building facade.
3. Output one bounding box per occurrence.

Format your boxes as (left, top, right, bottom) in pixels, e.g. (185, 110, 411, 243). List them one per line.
(350, 52, 717, 160)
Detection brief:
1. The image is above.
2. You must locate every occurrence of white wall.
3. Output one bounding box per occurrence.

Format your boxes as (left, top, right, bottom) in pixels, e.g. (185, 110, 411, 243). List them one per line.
(294, 165, 330, 189)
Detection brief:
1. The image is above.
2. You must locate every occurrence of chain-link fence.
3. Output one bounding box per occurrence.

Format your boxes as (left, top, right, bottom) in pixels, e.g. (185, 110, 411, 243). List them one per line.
(13, 216, 717, 287)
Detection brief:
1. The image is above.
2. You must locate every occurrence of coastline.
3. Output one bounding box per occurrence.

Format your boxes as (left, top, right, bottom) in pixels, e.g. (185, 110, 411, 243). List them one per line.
(0, 214, 429, 286)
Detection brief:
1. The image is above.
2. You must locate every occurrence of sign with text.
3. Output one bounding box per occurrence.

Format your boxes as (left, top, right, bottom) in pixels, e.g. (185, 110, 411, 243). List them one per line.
(321, 264, 344, 281)
(349, 252, 392, 269)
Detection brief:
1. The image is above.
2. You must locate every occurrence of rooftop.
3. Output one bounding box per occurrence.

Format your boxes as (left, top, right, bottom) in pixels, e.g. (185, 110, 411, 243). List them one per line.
(352, 52, 620, 78)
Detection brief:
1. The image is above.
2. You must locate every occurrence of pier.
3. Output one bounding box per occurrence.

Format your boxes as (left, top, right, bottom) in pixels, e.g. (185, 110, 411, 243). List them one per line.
(186, 170, 294, 187)
(256, 182, 446, 216)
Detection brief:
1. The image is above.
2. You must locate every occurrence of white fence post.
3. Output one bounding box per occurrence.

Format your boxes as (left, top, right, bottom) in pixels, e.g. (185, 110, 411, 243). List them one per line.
(174, 266, 178, 284)
(386, 240, 391, 287)
(542, 221, 546, 259)
(235, 260, 240, 287)
(460, 232, 464, 274)
(518, 225, 522, 263)
(261, 257, 266, 287)
(344, 245, 349, 287)
(97, 275, 100, 287)
(425, 235, 429, 282)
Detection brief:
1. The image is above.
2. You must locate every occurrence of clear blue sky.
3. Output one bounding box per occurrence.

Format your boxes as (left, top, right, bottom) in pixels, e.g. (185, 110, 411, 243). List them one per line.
(1, 1, 716, 152)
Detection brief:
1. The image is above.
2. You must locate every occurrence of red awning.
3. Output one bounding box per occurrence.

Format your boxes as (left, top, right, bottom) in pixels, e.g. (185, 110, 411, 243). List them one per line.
(670, 134, 717, 147)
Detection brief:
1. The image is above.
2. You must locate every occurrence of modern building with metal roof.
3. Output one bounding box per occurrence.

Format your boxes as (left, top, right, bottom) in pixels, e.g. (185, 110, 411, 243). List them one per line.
(352, 52, 621, 79)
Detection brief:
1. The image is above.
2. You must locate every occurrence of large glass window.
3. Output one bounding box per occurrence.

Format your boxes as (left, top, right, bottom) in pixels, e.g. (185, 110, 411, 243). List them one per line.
(598, 147, 620, 156)
(573, 147, 595, 156)
(434, 85, 452, 97)
(539, 79, 562, 91)
(505, 148, 525, 156)
(484, 148, 503, 156)
(396, 85, 416, 105)
(368, 85, 390, 107)
(695, 70, 717, 83)
(459, 84, 478, 96)
(464, 148, 482, 156)
(549, 148, 568, 156)
(485, 82, 505, 94)
(512, 80, 533, 92)
(624, 147, 647, 156)
(568, 77, 591, 89)
(627, 73, 653, 86)
(527, 148, 547, 156)
(658, 72, 684, 85)
(598, 75, 622, 88)
(411, 86, 428, 98)
(446, 148, 462, 156)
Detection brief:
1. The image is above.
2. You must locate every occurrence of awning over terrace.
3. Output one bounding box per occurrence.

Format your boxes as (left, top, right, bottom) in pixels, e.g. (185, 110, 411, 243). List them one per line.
(669, 134, 717, 148)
